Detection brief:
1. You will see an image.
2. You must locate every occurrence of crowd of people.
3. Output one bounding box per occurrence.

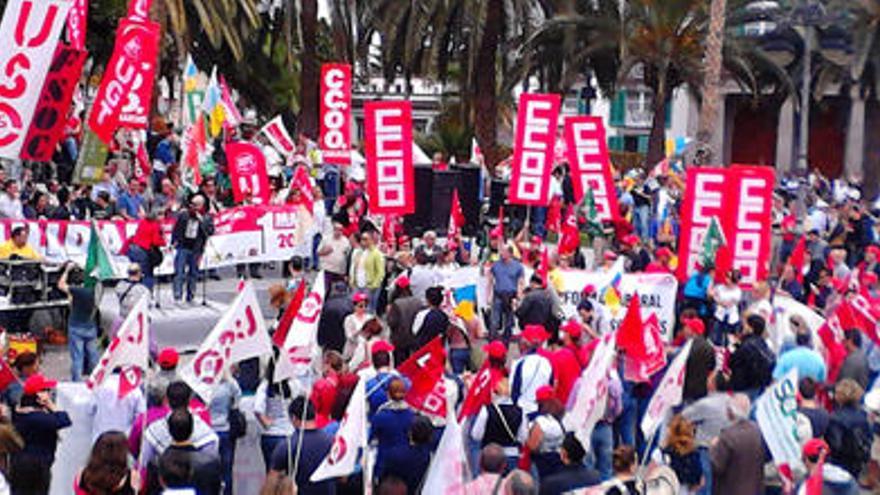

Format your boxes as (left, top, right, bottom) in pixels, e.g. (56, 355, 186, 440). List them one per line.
(1, 110, 880, 495)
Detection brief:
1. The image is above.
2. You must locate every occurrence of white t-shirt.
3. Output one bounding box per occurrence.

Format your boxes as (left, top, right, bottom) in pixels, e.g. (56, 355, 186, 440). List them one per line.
(714, 284, 742, 324)
(319, 234, 350, 275)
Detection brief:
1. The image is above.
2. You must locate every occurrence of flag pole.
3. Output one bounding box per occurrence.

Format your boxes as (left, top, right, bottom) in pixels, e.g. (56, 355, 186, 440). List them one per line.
(290, 370, 315, 489)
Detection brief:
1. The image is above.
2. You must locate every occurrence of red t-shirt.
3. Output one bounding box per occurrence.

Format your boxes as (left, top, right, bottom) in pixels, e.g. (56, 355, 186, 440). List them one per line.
(539, 347, 582, 405)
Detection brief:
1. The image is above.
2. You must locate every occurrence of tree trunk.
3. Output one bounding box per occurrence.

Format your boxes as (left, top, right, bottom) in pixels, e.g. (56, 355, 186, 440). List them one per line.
(474, 0, 503, 170)
(646, 75, 668, 169)
(696, 0, 727, 165)
(299, 0, 319, 139)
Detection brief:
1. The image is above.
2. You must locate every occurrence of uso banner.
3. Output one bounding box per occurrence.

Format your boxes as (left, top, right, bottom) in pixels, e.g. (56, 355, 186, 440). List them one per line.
(677, 165, 773, 286)
(261, 115, 295, 157)
(320, 63, 352, 165)
(555, 270, 678, 341)
(564, 116, 619, 221)
(20, 45, 87, 161)
(88, 17, 160, 143)
(509, 93, 561, 206)
(755, 369, 803, 482)
(226, 141, 271, 205)
(0, 0, 73, 159)
(364, 101, 415, 215)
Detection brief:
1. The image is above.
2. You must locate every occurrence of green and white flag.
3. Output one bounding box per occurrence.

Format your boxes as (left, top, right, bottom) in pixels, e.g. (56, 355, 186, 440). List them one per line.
(584, 188, 604, 237)
(700, 216, 726, 270)
(84, 222, 119, 287)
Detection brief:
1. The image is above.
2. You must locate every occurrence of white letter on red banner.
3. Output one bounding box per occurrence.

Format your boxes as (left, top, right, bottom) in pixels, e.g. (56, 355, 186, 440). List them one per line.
(364, 101, 415, 215)
(226, 141, 271, 206)
(564, 116, 620, 221)
(509, 93, 561, 206)
(320, 63, 352, 165)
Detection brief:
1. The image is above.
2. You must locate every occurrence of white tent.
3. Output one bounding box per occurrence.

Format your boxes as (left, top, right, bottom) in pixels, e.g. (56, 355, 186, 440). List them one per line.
(412, 143, 432, 165)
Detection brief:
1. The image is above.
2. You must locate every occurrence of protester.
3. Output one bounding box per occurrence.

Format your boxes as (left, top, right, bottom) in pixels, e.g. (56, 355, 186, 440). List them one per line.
(171, 195, 214, 304)
(524, 386, 566, 480)
(538, 433, 600, 494)
(127, 209, 166, 289)
(463, 444, 507, 494)
(74, 430, 140, 495)
(58, 262, 99, 381)
(471, 378, 528, 473)
(115, 264, 152, 320)
(254, 358, 294, 471)
(826, 378, 871, 477)
(709, 394, 766, 495)
(511, 325, 553, 418)
(264, 397, 334, 494)
(488, 244, 525, 342)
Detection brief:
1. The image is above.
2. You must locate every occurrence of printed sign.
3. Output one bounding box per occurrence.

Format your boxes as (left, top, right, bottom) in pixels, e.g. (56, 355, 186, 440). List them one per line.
(226, 141, 271, 205)
(564, 116, 619, 220)
(509, 93, 561, 206)
(320, 63, 352, 165)
(364, 100, 415, 214)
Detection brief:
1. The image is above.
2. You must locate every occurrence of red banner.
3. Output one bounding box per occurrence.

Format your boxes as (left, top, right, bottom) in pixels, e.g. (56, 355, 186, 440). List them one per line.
(226, 141, 271, 205)
(67, 0, 87, 50)
(0, 0, 74, 159)
(509, 93, 561, 206)
(88, 17, 160, 143)
(677, 166, 774, 287)
(20, 45, 87, 161)
(364, 100, 415, 215)
(564, 116, 619, 221)
(320, 63, 352, 165)
(127, 0, 152, 19)
(398, 337, 447, 419)
(260, 115, 295, 157)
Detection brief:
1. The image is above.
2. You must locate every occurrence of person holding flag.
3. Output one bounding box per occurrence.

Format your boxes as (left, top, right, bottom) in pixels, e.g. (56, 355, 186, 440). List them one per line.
(511, 325, 553, 419)
(58, 262, 99, 382)
(470, 377, 528, 473)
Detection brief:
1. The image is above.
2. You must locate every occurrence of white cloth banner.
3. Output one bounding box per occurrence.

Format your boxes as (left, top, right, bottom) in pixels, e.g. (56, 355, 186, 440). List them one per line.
(772, 295, 826, 353)
(275, 272, 325, 382)
(0, 0, 73, 158)
(755, 368, 804, 476)
(563, 332, 616, 448)
(181, 282, 271, 402)
(87, 295, 150, 389)
(556, 270, 679, 341)
(421, 409, 468, 493)
(641, 340, 693, 437)
(49, 382, 93, 495)
(311, 378, 367, 481)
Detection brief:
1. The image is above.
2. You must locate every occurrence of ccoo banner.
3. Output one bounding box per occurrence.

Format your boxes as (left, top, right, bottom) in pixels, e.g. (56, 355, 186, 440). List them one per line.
(677, 165, 774, 287)
(320, 63, 352, 165)
(509, 93, 561, 206)
(564, 116, 619, 221)
(0, 0, 74, 159)
(226, 141, 271, 205)
(364, 100, 415, 215)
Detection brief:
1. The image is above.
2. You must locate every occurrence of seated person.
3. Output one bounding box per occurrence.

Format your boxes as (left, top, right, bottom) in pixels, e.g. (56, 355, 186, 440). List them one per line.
(0, 226, 40, 260)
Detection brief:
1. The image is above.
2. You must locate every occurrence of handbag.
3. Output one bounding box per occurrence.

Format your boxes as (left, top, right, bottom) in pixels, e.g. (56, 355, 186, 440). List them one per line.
(229, 408, 247, 439)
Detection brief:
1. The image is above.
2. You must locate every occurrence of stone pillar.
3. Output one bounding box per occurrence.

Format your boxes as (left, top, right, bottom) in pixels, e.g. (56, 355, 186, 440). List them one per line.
(776, 97, 796, 174)
(845, 90, 866, 183)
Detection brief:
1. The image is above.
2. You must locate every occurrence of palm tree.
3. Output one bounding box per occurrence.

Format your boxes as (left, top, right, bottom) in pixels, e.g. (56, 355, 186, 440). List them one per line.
(696, 0, 728, 165)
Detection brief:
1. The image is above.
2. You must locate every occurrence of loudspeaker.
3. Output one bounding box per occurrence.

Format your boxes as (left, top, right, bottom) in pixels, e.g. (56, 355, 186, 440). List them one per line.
(404, 165, 436, 236)
(431, 172, 458, 233)
(454, 165, 482, 236)
(489, 180, 508, 217)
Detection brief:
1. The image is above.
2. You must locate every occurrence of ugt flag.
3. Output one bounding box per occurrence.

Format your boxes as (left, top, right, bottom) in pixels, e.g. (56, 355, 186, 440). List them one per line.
(311, 378, 367, 482)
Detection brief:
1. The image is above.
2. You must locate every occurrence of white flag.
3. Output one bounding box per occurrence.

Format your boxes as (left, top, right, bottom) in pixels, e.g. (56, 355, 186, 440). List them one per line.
(772, 295, 825, 353)
(261, 115, 296, 157)
(756, 368, 804, 477)
(421, 408, 468, 494)
(311, 378, 367, 482)
(181, 282, 271, 402)
(641, 340, 693, 438)
(275, 272, 326, 382)
(563, 332, 617, 449)
(87, 295, 150, 389)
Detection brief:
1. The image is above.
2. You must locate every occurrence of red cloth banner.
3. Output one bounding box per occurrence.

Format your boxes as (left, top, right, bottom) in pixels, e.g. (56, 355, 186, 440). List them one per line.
(226, 141, 271, 205)
(88, 17, 160, 143)
(320, 63, 352, 165)
(364, 100, 415, 215)
(127, 0, 152, 19)
(678, 166, 774, 287)
(564, 116, 619, 221)
(260, 115, 295, 157)
(509, 93, 561, 206)
(398, 337, 447, 419)
(0, 0, 74, 159)
(66, 0, 87, 50)
(20, 45, 87, 161)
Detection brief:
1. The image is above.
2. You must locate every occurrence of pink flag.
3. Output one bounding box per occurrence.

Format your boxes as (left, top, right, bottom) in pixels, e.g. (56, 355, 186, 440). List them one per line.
(219, 75, 242, 126)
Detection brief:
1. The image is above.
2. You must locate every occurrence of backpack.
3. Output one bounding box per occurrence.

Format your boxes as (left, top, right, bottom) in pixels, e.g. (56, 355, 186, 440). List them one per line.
(826, 415, 871, 475)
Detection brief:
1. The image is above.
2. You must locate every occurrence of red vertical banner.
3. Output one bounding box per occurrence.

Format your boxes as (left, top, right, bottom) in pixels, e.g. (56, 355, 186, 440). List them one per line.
(21, 45, 87, 161)
(724, 165, 774, 287)
(676, 167, 728, 281)
(87, 18, 160, 143)
(364, 100, 415, 215)
(67, 0, 87, 50)
(509, 93, 561, 206)
(127, 0, 152, 19)
(564, 116, 620, 221)
(319, 63, 352, 165)
(226, 141, 271, 205)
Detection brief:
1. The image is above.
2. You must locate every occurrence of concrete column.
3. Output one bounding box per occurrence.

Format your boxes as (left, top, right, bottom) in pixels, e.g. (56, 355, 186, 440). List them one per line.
(776, 96, 796, 174)
(845, 90, 866, 183)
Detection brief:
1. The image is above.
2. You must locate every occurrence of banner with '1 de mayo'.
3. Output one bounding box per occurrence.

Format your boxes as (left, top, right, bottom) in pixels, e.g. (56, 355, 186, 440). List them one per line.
(320, 63, 352, 165)
(564, 116, 619, 221)
(555, 270, 678, 341)
(364, 100, 415, 215)
(0, 0, 73, 159)
(677, 165, 774, 287)
(509, 93, 561, 206)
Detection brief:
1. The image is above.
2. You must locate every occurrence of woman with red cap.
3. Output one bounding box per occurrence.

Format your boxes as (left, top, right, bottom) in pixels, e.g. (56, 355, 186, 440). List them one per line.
(342, 291, 373, 361)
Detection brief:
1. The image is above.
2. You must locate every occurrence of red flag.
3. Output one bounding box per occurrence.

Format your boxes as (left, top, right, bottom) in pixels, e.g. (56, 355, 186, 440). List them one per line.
(624, 313, 667, 382)
(615, 293, 644, 354)
(290, 165, 315, 214)
(804, 450, 826, 495)
(118, 366, 142, 399)
(135, 140, 151, 180)
(219, 75, 242, 126)
(537, 247, 549, 287)
(272, 282, 307, 348)
(382, 214, 398, 249)
(818, 301, 854, 381)
(713, 243, 733, 283)
(559, 206, 580, 255)
(364, 101, 415, 214)
(563, 116, 620, 220)
(0, 359, 17, 392)
(491, 206, 505, 240)
(226, 141, 270, 204)
(545, 196, 562, 234)
(319, 64, 352, 165)
(788, 235, 807, 283)
(183, 114, 206, 186)
(67, 0, 88, 50)
(448, 189, 465, 239)
(458, 364, 504, 420)
(398, 337, 447, 418)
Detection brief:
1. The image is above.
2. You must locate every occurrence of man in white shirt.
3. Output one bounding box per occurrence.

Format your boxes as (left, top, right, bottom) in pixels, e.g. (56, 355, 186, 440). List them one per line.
(510, 324, 553, 418)
(0, 180, 22, 219)
(90, 371, 147, 442)
(317, 220, 351, 286)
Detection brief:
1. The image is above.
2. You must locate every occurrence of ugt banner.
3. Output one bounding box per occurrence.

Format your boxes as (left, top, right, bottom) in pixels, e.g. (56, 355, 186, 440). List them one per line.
(66, 0, 87, 50)
(226, 141, 271, 205)
(364, 101, 415, 215)
(509, 93, 561, 206)
(677, 165, 774, 287)
(261, 115, 295, 157)
(320, 63, 352, 165)
(20, 45, 87, 161)
(564, 116, 619, 221)
(88, 17, 160, 144)
(0, 0, 73, 159)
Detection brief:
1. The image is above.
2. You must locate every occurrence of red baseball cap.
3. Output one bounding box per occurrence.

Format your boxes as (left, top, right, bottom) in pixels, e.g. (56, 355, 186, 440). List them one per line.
(157, 348, 179, 369)
(683, 318, 705, 336)
(864, 272, 879, 285)
(535, 385, 555, 402)
(868, 245, 880, 257)
(521, 324, 549, 344)
(395, 275, 411, 289)
(581, 284, 596, 296)
(371, 339, 395, 354)
(484, 341, 507, 360)
(23, 374, 57, 395)
(562, 319, 582, 340)
(656, 247, 673, 259)
(352, 292, 368, 304)
(802, 438, 829, 458)
(531, 235, 543, 245)
(604, 251, 618, 261)
(622, 234, 639, 246)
